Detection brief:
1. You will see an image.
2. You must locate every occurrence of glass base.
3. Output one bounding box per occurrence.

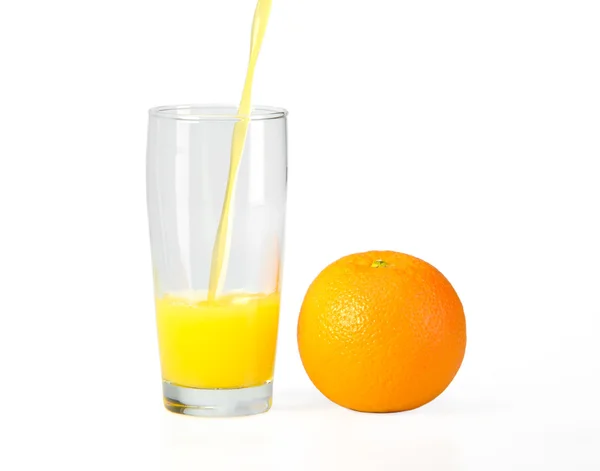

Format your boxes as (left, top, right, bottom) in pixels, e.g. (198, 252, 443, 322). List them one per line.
(162, 381, 273, 417)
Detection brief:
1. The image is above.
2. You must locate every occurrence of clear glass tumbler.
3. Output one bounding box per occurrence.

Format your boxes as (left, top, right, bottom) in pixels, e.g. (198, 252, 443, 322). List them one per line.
(146, 105, 287, 417)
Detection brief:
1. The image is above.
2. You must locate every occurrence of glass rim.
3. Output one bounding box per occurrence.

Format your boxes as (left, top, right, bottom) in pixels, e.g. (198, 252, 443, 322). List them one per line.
(149, 104, 288, 122)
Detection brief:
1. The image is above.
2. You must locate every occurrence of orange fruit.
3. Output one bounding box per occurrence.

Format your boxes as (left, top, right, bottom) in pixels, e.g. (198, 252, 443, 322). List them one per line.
(297, 251, 466, 412)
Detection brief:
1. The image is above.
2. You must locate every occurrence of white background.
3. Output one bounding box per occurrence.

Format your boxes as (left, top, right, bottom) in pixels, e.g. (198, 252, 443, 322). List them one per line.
(1, 0, 599, 469)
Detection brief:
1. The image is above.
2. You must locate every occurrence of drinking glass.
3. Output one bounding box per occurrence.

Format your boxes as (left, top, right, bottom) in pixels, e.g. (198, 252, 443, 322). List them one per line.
(146, 104, 288, 417)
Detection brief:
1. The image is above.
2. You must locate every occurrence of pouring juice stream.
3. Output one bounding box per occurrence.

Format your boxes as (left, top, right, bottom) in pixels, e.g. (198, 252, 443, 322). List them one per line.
(208, 0, 272, 300)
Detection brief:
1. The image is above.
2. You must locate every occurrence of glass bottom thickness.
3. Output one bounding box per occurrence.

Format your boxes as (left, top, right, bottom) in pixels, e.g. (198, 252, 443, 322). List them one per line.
(162, 381, 273, 417)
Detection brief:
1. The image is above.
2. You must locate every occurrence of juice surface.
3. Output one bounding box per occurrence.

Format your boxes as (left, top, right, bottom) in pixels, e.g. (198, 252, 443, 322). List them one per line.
(156, 292, 280, 389)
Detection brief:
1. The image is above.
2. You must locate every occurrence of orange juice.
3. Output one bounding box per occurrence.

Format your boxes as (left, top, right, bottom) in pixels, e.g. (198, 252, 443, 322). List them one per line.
(156, 292, 279, 389)
(155, 0, 277, 392)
